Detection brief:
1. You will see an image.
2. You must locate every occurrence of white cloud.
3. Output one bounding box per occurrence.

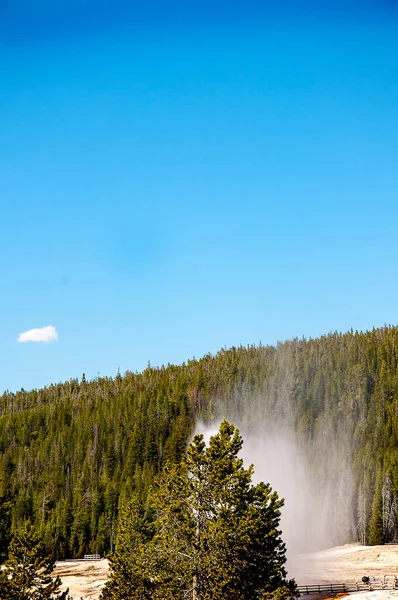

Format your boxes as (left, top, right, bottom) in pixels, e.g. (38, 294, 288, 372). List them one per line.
(17, 325, 59, 344)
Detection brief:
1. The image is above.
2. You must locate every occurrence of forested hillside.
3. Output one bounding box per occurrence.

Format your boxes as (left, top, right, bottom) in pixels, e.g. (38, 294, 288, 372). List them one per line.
(1, 326, 398, 559)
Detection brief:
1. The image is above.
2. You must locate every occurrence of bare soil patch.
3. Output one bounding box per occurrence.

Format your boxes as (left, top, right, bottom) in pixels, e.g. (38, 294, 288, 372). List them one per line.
(288, 544, 398, 586)
(54, 544, 398, 599)
(54, 559, 109, 599)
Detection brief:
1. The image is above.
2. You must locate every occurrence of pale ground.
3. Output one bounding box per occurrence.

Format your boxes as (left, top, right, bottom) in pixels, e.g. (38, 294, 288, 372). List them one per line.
(288, 544, 398, 584)
(288, 544, 398, 600)
(54, 544, 398, 599)
(54, 559, 109, 599)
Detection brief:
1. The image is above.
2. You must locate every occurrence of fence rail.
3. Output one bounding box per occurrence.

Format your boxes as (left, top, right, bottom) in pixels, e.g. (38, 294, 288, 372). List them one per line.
(298, 582, 398, 595)
(297, 584, 347, 595)
(83, 554, 101, 560)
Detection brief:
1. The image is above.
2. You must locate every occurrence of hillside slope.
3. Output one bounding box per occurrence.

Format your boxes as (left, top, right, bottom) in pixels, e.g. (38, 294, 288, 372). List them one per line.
(1, 326, 398, 558)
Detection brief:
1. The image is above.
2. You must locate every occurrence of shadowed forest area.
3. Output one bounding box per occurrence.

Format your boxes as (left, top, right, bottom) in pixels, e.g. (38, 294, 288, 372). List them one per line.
(1, 325, 398, 559)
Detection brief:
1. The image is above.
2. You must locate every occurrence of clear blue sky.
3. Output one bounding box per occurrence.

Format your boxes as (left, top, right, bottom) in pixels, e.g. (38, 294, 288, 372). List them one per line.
(1, 1, 397, 392)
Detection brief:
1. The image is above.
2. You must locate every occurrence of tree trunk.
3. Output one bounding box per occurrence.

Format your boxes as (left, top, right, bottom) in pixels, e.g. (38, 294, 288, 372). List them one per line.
(193, 572, 199, 600)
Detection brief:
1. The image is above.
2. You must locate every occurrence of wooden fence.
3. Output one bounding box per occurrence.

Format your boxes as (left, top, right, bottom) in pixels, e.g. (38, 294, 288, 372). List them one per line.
(297, 584, 347, 595)
(298, 581, 398, 595)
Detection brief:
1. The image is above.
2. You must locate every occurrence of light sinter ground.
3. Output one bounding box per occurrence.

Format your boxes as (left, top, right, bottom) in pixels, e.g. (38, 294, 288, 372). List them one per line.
(289, 544, 398, 600)
(55, 544, 398, 600)
(55, 559, 109, 599)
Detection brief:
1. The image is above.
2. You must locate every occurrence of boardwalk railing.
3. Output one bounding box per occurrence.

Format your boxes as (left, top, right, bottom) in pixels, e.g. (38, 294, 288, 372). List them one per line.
(83, 554, 101, 560)
(353, 582, 398, 592)
(297, 584, 347, 595)
(298, 582, 398, 595)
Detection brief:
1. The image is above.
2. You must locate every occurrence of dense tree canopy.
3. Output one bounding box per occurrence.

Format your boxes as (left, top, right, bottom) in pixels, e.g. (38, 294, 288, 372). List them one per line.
(1, 326, 398, 558)
(0, 522, 67, 599)
(101, 421, 296, 600)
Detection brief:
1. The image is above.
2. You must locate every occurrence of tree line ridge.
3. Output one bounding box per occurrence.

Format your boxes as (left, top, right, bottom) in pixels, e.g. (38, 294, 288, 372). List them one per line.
(1, 325, 398, 560)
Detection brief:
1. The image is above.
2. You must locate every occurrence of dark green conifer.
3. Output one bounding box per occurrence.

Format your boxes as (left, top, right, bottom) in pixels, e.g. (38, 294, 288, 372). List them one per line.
(369, 488, 384, 545)
(0, 522, 67, 600)
(102, 421, 296, 600)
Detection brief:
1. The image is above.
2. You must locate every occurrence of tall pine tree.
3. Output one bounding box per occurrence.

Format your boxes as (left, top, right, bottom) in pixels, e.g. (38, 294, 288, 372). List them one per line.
(0, 522, 68, 600)
(102, 421, 296, 600)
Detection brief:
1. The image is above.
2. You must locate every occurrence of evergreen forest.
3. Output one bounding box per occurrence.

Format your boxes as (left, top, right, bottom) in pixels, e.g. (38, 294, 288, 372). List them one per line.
(1, 325, 398, 559)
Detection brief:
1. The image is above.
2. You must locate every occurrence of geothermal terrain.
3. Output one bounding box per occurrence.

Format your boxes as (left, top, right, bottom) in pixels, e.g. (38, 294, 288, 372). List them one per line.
(55, 559, 109, 599)
(55, 544, 398, 599)
(289, 544, 398, 600)
(288, 544, 398, 585)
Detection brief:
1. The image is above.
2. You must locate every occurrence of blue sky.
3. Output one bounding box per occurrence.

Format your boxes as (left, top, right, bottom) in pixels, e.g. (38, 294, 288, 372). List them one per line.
(1, 1, 398, 392)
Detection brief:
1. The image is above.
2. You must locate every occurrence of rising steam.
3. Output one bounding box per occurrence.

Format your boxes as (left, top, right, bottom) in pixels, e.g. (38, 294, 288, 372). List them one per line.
(195, 417, 354, 563)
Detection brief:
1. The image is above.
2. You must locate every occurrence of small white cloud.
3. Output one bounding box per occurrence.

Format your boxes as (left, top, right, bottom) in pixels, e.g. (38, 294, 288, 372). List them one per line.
(17, 325, 59, 344)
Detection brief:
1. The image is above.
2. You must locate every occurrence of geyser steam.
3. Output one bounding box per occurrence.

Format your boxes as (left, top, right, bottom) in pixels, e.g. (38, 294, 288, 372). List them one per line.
(196, 418, 354, 558)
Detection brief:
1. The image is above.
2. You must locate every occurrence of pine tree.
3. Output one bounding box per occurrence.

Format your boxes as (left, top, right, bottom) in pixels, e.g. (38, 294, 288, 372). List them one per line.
(102, 420, 296, 600)
(100, 496, 156, 600)
(357, 483, 367, 546)
(382, 474, 397, 541)
(0, 572, 11, 598)
(369, 488, 384, 545)
(0, 494, 12, 562)
(0, 522, 68, 600)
